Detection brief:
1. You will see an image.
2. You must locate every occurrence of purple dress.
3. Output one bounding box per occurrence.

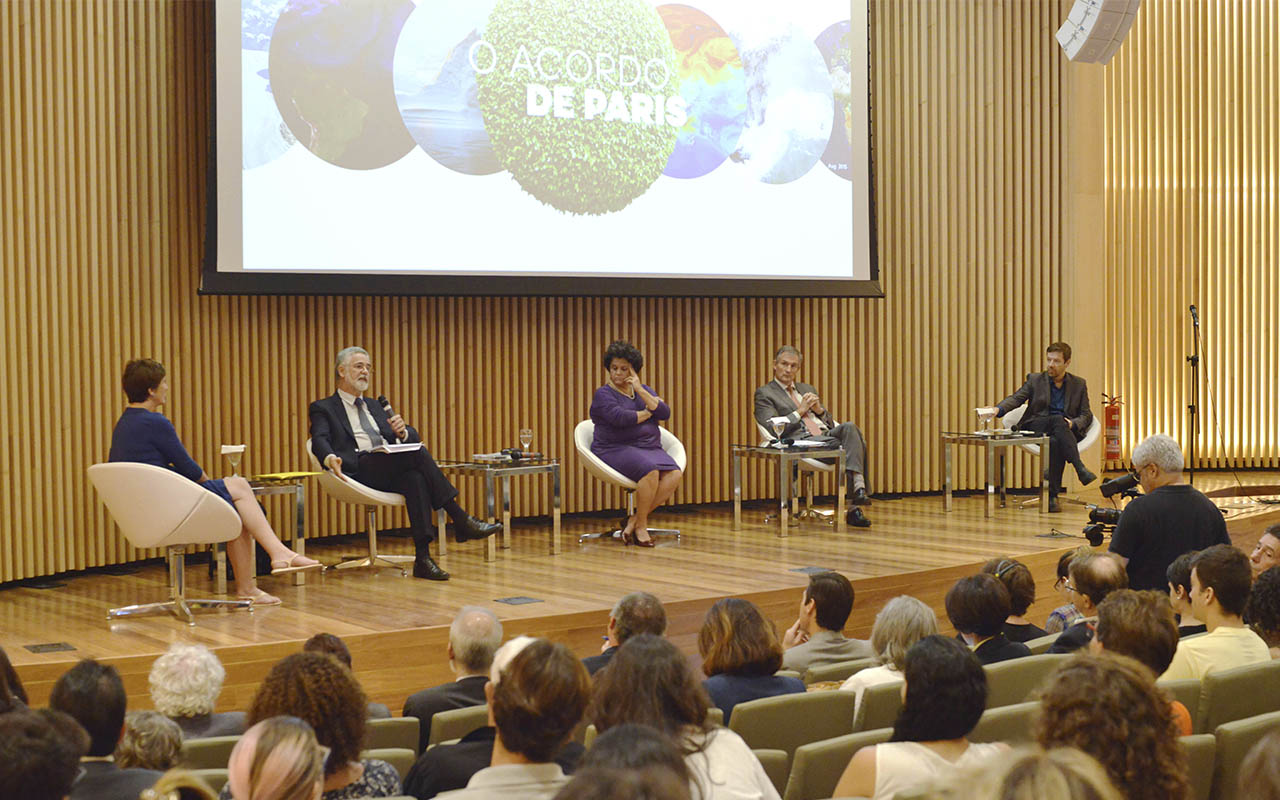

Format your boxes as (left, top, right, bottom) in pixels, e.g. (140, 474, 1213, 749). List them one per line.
(590, 384, 678, 481)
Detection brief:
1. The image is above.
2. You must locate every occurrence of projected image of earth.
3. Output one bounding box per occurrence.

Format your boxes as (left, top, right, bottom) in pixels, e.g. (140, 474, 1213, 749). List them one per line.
(816, 20, 855, 180)
(242, 0, 292, 170)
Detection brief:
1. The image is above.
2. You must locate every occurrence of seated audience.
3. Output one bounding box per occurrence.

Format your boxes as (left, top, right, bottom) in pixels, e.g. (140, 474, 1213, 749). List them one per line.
(0, 708, 87, 800)
(303, 632, 390, 719)
(227, 716, 326, 800)
(980, 558, 1048, 642)
(403, 606, 504, 753)
(552, 768, 691, 800)
(590, 634, 780, 800)
(781, 571, 873, 672)
(585, 592, 667, 676)
(1162, 543, 1270, 680)
(833, 636, 1004, 800)
(1036, 653, 1188, 800)
(1, 644, 29, 712)
(1048, 552, 1128, 653)
(1090, 589, 1191, 734)
(222, 652, 400, 799)
(1251, 524, 1280, 578)
(115, 710, 183, 771)
(1166, 551, 1206, 636)
(145, 769, 219, 800)
(698, 597, 805, 724)
(1247, 566, 1280, 658)
(1239, 728, 1280, 800)
(435, 638, 591, 800)
(840, 596, 938, 714)
(49, 659, 164, 800)
(579, 722, 692, 779)
(557, 723, 694, 800)
(402, 636, 585, 800)
(945, 573, 1031, 664)
(1044, 547, 1090, 634)
(148, 642, 247, 739)
(955, 746, 1123, 800)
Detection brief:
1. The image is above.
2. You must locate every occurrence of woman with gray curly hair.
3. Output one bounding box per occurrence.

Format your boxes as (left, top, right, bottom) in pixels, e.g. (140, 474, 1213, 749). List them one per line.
(115, 710, 183, 771)
(839, 596, 938, 714)
(149, 643, 246, 739)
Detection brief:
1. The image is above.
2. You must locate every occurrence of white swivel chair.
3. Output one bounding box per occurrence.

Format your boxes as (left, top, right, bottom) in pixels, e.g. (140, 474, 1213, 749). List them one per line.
(87, 463, 253, 625)
(755, 422, 836, 524)
(573, 420, 686, 544)
(1000, 404, 1103, 499)
(305, 439, 422, 574)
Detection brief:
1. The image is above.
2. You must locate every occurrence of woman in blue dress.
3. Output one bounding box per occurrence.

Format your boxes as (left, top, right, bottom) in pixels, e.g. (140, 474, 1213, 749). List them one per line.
(108, 359, 319, 605)
(589, 341, 683, 547)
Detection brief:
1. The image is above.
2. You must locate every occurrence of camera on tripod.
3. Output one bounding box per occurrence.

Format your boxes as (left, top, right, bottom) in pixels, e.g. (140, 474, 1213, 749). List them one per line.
(1081, 471, 1142, 546)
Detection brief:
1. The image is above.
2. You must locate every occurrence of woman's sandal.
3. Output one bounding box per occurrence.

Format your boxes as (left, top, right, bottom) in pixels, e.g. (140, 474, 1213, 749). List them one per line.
(237, 588, 281, 606)
(270, 553, 323, 574)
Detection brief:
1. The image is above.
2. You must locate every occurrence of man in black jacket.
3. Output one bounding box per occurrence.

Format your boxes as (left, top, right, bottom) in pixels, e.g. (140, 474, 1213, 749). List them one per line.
(980, 341, 1097, 512)
(403, 606, 504, 753)
(309, 346, 499, 581)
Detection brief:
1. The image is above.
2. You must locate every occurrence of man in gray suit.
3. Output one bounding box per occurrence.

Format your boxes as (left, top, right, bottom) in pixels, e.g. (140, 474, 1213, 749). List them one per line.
(754, 345, 871, 527)
(781, 571, 873, 672)
(979, 341, 1096, 512)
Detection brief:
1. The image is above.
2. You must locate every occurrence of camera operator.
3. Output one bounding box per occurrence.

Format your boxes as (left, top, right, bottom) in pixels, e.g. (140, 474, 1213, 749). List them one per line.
(1107, 433, 1230, 591)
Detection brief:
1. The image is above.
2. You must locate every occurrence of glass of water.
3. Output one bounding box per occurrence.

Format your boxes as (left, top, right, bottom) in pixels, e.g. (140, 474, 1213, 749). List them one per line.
(519, 428, 533, 451)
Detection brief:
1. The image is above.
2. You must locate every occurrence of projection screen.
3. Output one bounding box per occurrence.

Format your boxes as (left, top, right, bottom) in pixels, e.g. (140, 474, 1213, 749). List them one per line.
(204, 0, 878, 297)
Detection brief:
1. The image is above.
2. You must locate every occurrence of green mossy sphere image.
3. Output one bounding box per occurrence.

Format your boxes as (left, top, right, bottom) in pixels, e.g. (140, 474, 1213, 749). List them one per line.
(478, 0, 679, 215)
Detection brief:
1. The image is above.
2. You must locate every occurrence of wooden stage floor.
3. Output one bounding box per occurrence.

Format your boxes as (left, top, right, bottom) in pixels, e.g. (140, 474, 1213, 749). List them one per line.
(5, 471, 1278, 712)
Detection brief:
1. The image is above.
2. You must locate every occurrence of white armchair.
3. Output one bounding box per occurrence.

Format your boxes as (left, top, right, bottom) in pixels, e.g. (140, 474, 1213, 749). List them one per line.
(1000, 405, 1103, 494)
(88, 463, 253, 625)
(573, 420, 686, 543)
(305, 439, 423, 574)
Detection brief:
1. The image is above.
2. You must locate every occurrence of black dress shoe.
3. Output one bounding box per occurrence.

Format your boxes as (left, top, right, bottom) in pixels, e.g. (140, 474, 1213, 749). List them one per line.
(1048, 496, 1062, 513)
(454, 514, 501, 542)
(1076, 466, 1098, 486)
(849, 487, 873, 506)
(412, 555, 450, 581)
(846, 508, 872, 528)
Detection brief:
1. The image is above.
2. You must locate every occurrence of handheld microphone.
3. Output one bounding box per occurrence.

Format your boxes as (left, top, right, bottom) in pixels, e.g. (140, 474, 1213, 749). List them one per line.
(377, 395, 394, 416)
(1190, 304, 1199, 326)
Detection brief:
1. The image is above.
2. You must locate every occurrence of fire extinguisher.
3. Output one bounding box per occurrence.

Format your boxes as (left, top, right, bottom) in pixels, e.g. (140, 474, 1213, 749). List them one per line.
(1103, 394, 1123, 461)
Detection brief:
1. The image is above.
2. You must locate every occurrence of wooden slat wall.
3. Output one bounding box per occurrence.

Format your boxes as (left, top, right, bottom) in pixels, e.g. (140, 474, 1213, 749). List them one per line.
(0, 0, 1065, 582)
(1102, 0, 1280, 469)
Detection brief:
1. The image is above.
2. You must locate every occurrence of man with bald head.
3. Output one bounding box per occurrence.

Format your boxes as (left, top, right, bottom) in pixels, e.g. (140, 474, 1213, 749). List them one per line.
(403, 606, 504, 753)
(1048, 552, 1129, 654)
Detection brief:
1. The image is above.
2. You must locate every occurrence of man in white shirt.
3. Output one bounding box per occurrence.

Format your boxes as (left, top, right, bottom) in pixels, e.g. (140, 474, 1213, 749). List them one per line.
(309, 347, 499, 581)
(753, 345, 871, 528)
(1162, 544, 1271, 681)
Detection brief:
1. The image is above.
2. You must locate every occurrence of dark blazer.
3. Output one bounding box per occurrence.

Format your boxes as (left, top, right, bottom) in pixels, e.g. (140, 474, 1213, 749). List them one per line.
(71, 761, 163, 800)
(308, 392, 421, 476)
(996, 372, 1092, 437)
(1047, 619, 1096, 654)
(402, 675, 489, 754)
(973, 633, 1032, 665)
(753, 380, 836, 440)
(172, 711, 247, 740)
(582, 646, 619, 676)
(401, 726, 584, 800)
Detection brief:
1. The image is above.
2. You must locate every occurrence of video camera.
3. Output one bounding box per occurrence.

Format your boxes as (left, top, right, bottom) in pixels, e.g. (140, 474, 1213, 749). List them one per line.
(1082, 471, 1142, 545)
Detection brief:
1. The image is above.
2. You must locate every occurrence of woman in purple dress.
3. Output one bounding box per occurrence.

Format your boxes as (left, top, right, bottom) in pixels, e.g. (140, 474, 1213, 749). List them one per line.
(590, 341, 683, 547)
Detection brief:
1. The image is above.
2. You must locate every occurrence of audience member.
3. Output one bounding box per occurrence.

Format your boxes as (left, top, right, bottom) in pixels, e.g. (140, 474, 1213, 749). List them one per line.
(1166, 551, 1206, 636)
(1036, 653, 1188, 800)
(1239, 728, 1280, 800)
(564, 723, 694, 800)
(226, 716, 326, 800)
(1108, 433, 1230, 591)
(1091, 589, 1190, 734)
(584, 592, 667, 676)
(1162, 544, 1270, 680)
(49, 658, 164, 800)
(945, 574, 1031, 664)
(1247, 566, 1280, 658)
(780, 571, 873, 672)
(0, 644, 29, 712)
(115, 710, 183, 771)
(590, 634, 780, 800)
(148, 642, 247, 739)
(552, 768, 691, 800)
(143, 769, 219, 800)
(840, 596, 938, 714)
(403, 606, 504, 754)
(402, 636, 585, 800)
(1044, 547, 1090, 634)
(0, 708, 86, 800)
(1251, 524, 1280, 579)
(698, 598, 805, 724)
(955, 746, 1123, 800)
(833, 636, 1004, 800)
(980, 558, 1048, 642)
(303, 632, 391, 719)
(435, 638, 591, 800)
(228, 652, 400, 799)
(1047, 553, 1128, 653)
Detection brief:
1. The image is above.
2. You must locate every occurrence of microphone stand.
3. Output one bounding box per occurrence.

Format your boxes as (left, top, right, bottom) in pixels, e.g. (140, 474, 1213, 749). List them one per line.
(1186, 306, 1200, 486)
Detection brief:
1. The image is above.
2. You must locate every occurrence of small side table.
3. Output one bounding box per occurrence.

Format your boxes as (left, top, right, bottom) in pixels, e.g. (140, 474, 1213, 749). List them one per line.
(940, 431, 1050, 517)
(731, 444, 847, 537)
(436, 458, 561, 562)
